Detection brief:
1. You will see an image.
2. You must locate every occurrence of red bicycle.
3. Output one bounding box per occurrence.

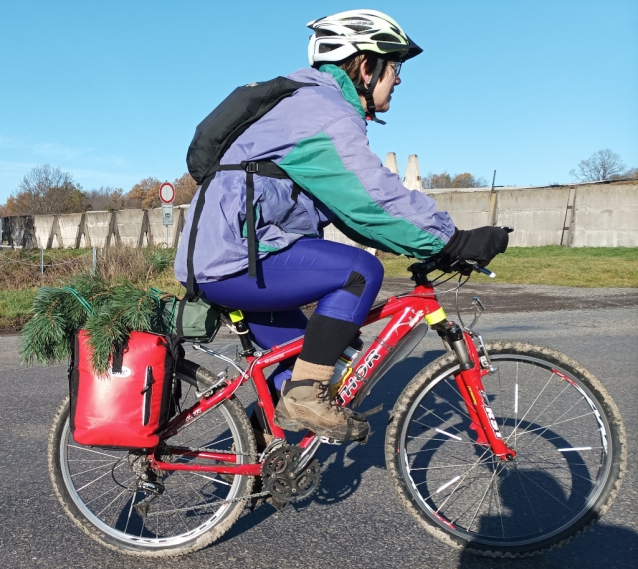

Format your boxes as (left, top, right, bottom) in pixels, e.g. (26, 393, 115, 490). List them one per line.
(48, 255, 626, 557)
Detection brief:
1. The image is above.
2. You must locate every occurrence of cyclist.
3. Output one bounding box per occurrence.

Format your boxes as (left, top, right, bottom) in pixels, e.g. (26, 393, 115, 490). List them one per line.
(174, 9, 508, 442)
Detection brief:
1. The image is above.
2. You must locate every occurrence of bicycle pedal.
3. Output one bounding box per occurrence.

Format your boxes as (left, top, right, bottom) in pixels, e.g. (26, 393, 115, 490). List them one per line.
(319, 435, 343, 445)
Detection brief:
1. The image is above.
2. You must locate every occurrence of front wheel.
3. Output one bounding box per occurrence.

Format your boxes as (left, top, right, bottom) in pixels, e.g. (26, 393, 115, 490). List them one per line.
(385, 341, 626, 557)
(48, 360, 257, 557)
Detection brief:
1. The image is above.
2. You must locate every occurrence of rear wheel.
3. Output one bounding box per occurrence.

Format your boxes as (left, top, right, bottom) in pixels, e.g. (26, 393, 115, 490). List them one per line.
(48, 360, 257, 557)
(386, 341, 626, 557)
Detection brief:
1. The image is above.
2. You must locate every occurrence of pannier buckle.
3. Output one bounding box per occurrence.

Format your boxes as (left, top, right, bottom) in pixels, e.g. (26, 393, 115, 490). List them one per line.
(245, 162, 259, 173)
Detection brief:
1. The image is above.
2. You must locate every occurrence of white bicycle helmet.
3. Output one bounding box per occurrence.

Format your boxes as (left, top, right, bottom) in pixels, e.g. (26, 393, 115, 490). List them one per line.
(307, 9, 422, 123)
(307, 9, 422, 67)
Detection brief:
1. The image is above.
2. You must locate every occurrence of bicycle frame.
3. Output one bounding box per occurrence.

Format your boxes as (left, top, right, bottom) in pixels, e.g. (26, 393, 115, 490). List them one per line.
(151, 278, 516, 476)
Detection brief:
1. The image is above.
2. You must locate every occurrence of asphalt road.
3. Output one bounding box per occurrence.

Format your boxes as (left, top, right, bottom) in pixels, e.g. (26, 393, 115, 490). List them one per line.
(1, 283, 637, 569)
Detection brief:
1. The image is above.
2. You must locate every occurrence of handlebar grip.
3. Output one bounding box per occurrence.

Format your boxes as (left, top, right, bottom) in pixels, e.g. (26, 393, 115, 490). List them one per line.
(475, 265, 496, 278)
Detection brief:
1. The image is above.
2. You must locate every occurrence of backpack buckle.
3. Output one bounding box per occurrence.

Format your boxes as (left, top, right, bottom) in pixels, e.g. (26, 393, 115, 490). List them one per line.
(245, 162, 259, 173)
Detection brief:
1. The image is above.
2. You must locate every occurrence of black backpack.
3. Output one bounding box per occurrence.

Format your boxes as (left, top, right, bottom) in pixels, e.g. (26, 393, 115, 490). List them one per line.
(177, 77, 316, 335)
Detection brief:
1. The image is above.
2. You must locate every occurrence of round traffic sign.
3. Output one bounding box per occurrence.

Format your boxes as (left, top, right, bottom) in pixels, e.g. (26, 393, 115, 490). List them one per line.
(159, 182, 175, 204)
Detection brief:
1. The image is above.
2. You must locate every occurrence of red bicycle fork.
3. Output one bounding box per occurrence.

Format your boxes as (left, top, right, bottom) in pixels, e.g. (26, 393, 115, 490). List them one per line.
(452, 331, 516, 460)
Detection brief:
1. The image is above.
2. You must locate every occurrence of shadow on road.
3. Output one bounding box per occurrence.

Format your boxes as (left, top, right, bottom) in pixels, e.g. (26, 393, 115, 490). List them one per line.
(456, 523, 638, 569)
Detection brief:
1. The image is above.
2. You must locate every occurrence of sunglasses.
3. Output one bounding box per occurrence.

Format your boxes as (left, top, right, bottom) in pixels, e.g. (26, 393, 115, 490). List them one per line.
(389, 61, 402, 77)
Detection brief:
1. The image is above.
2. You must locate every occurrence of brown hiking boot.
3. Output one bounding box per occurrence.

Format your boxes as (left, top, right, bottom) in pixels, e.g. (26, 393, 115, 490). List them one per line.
(273, 380, 369, 441)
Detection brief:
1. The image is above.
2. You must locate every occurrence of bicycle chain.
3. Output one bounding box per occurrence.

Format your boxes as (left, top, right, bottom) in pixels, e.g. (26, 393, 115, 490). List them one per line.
(175, 445, 262, 458)
(145, 489, 271, 516)
(135, 445, 269, 516)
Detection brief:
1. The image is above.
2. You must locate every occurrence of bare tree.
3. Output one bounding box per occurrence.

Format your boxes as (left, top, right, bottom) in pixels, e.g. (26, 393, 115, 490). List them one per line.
(4, 164, 87, 216)
(423, 171, 487, 190)
(622, 167, 638, 179)
(569, 149, 626, 182)
(85, 186, 125, 211)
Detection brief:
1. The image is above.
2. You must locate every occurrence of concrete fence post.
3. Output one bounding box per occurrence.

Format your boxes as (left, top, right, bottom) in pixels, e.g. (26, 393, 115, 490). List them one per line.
(46, 215, 61, 249)
(384, 152, 399, 175)
(403, 154, 421, 191)
(172, 207, 186, 248)
(560, 187, 577, 247)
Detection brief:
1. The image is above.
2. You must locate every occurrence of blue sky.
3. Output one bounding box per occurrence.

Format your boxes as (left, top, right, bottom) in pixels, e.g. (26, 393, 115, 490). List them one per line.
(1, 0, 636, 204)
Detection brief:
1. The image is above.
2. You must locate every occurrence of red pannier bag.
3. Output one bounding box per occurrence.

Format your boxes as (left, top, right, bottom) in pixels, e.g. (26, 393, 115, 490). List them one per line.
(69, 330, 183, 449)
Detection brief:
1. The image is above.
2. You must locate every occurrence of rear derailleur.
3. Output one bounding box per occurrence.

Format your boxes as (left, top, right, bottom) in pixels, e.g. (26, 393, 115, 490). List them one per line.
(127, 450, 169, 517)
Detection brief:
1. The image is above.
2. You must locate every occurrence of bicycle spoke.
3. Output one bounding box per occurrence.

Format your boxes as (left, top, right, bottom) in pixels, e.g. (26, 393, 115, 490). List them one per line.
(83, 475, 136, 507)
(514, 411, 598, 442)
(165, 492, 191, 533)
(518, 395, 592, 448)
(75, 462, 126, 492)
(513, 463, 542, 532)
(514, 383, 572, 439)
(508, 373, 555, 442)
(466, 462, 506, 532)
(514, 469, 573, 510)
(96, 487, 130, 517)
(68, 445, 120, 459)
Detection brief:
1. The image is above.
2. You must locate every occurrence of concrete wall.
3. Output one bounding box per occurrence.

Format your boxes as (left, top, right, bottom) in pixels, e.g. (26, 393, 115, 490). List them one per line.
(85, 211, 114, 248)
(33, 215, 56, 248)
(571, 183, 638, 247)
(115, 210, 147, 247)
(2, 180, 637, 249)
(494, 188, 572, 247)
(148, 206, 186, 247)
(57, 213, 84, 248)
(427, 189, 491, 230)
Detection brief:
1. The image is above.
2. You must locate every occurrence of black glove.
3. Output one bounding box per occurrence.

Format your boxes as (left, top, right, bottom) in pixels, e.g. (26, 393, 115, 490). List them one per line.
(440, 226, 509, 267)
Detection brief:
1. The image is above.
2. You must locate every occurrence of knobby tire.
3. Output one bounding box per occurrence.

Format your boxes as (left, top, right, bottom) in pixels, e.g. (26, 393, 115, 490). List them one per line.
(385, 341, 626, 558)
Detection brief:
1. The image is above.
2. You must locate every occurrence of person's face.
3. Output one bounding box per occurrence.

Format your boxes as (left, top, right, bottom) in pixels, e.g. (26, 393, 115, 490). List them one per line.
(359, 59, 401, 113)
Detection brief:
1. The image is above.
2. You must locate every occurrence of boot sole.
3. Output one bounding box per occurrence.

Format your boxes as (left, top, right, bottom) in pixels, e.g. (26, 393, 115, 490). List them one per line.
(273, 410, 369, 441)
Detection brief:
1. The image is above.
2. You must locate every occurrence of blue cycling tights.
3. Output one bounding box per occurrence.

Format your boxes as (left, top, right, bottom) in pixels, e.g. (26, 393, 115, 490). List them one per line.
(196, 238, 384, 388)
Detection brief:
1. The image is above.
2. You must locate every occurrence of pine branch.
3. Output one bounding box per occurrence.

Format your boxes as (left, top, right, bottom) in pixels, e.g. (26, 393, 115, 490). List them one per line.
(21, 273, 174, 373)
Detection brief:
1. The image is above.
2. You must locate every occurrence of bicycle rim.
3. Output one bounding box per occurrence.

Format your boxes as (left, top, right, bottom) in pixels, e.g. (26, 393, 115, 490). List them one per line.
(57, 397, 249, 549)
(398, 352, 614, 548)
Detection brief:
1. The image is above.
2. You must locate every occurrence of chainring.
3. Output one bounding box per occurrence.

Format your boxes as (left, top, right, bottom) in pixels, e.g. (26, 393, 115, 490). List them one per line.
(261, 444, 321, 503)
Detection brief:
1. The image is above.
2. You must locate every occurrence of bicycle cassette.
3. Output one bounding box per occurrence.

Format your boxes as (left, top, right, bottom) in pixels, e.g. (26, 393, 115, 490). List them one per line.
(261, 444, 321, 503)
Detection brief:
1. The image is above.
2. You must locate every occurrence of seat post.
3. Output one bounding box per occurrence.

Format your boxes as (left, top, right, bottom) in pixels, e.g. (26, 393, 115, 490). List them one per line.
(228, 310, 255, 356)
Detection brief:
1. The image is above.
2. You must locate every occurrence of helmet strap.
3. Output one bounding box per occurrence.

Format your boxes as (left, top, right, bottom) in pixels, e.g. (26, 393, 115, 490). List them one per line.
(363, 59, 387, 125)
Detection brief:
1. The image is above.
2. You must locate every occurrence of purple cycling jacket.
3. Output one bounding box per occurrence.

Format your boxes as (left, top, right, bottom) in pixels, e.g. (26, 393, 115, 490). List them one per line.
(175, 65, 456, 283)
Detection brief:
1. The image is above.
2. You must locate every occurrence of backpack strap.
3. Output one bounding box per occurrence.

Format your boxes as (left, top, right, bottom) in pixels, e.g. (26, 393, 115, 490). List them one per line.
(176, 172, 215, 337)
(176, 160, 291, 336)
(218, 161, 290, 279)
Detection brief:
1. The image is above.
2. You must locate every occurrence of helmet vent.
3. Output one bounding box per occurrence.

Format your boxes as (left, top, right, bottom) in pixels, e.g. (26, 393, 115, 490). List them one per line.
(318, 43, 342, 53)
(316, 29, 338, 37)
(371, 33, 399, 42)
(344, 24, 372, 32)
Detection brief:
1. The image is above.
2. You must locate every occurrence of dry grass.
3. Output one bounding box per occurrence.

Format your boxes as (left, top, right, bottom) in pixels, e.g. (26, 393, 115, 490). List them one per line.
(0, 246, 186, 330)
(1, 245, 636, 331)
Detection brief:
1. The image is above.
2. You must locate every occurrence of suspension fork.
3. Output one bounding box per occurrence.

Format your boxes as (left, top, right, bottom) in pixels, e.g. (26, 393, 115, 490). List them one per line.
(433, 321, 516, 460)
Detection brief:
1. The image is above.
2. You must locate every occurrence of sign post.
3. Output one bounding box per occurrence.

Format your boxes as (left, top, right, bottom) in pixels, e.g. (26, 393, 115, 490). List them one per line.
(159, 182, 175, 247)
